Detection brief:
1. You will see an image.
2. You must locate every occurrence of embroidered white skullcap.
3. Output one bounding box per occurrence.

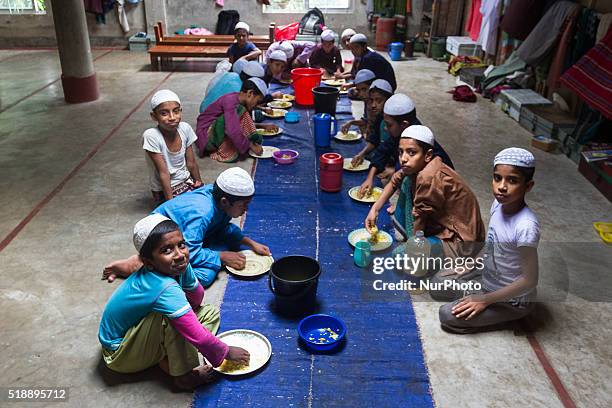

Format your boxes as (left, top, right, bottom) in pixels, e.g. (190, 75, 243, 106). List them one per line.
(369, 79, 393, 94)
(278, 41, 295, 59)
(242, 60, 265, 78)
(384, 93, 415, 115)
(150, 89, 180, 111)
(321, 29, 335, 42)
(232, 59, 247, 74)
(494, 147, 535, 168)
(234, 22, 250, 32)
(354, 69, 375, 84)
(216, 59, 232, 74)
(269, 50, 287, 62)
(401, 125, 435, 146)
(341, 28, 356, 39)
(349, 33, 368, 44)
(248, 77, 268, 96)
(216, 167, 255, 197)
(133, 214, 171, 252)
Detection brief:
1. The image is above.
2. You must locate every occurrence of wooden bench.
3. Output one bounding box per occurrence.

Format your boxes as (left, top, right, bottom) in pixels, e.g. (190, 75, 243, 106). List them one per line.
(153, 22, 275, 49)
(148, 45, 228, 70)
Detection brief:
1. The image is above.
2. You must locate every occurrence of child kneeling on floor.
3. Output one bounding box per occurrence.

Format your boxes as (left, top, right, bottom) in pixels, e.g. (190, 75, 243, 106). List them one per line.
(195, 78, 268, 162)
(145, 90, 203, 204)
(365, 125, 484, 260)
(437, 148, 540, 334)
(98, 214, 249, 390)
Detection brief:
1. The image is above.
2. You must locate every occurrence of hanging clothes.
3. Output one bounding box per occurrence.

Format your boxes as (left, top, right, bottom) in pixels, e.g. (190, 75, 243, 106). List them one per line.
(571, 8, 600, 64)
(477, 0, 502, 55)
(545, 5, 581, 97)
(116, 0, 129, 32)
(516, 1, 580, 67)
(499, 0, 545, 41)
(597, 14, 612, 42)
(465, 0, 483, 42)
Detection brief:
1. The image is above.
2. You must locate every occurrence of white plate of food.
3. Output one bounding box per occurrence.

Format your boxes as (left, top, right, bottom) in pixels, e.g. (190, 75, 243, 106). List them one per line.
(334, 131, 362, 142)
(225, 250, 274, 276)
(274, 94, 295, 102)
(267, 100, 292, 109)
(212, 329, 272, 376)
(263, 109, 287, 119)
(256, 127, 283, 137)
(343, 158, 370, 172)
(249, 146, 280, 160)
(323, 79, 345, 87)
(348, 186, 383, 203)
(348, 228, 393, 252)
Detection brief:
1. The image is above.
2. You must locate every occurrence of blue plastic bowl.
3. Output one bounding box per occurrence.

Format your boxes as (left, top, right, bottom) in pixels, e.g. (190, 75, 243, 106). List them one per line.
(298, 314, 346, 352)
(284, 111, 300, 123)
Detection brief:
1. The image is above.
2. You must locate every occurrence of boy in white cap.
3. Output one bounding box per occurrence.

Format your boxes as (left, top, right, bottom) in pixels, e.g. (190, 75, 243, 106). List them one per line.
(437, 148, 539, 334)
(350, 79, 394, 168)
(309, 29, 344, 77)
(366, 125, 484, 262)
(196, 78, 271, 162)
(263, 50, 288, 84)
(358, 93, 454, 198)
(340, 69, 376, 135)
(227, 22, 262, 63)
(145, 90, 203, 204)
(347, 33, 396, 91)
(264, 40, 316, 79)
(99, 214, 250, 390)
(103, 167, 271, 288)
(335, 28, 359, 81)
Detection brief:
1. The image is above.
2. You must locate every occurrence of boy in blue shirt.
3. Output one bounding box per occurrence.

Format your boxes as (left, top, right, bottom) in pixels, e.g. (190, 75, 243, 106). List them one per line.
(227, 22, 261, 64)
(437, 148, 540, 334)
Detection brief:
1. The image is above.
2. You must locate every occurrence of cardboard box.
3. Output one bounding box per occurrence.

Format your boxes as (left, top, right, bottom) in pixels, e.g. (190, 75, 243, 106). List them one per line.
(531, 135, 558, 152)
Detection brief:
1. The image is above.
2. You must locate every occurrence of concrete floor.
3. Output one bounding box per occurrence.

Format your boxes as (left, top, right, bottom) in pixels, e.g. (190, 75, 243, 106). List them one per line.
(0, 49, 610, 408)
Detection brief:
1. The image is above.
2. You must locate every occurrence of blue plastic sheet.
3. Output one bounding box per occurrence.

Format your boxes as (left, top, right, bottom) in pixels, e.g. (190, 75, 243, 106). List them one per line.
(193, 83, 433, 407)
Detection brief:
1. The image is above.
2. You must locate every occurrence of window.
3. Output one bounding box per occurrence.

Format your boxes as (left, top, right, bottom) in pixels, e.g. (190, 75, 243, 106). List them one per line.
(0, 0, 46, 14)
(264, 0, 352, 14)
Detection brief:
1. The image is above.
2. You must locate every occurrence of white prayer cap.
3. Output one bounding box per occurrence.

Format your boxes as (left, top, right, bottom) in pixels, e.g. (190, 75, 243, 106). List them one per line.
(215, 59, 232, 73)
(401, 125, 435, 146)
(269, 50, 287, 62)
(248, 77, 268, 96)
(349, 33, 368, 44)
(354, 69, 375, 84)
(384, 93, 415, 115)
(369, 79, 393, 94)
(321, 29, 335, 42)
(341, 28, 356, 39)
(232, 59, 247, 74)
(242, 60, 265, 78)
(278, 41, 295, 59)
(234, 22, 250, 32)
(150, 89, 180, 111)
(133, 214, 171, 252)
(216, 167, 255, 197)
(494, 147, 535, 168)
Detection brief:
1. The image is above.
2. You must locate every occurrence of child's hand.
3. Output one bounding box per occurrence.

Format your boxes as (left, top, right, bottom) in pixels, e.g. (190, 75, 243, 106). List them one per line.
(221, 251, 247, 270)
(451, 295, 489, 320)
(358, 179, 373, 198)
(351, 154, 364, 168)
(377, 167, 395, 180)
(250, 242, 271, 256)
(365, 209, 379, 233)
(226, 346, 250, 365)
(271, 91, 283, 99)
(250, 144, 264, 156)
(192, 180, 203, 188)
(341, 121, 352, 134)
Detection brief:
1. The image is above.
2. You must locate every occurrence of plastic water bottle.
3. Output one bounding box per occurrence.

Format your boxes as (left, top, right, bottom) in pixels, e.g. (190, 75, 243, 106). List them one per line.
(403, 230, 431, 277)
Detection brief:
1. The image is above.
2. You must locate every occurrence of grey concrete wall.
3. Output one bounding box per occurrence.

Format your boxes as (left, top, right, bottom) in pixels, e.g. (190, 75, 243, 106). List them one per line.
(0, 2, 146, 47)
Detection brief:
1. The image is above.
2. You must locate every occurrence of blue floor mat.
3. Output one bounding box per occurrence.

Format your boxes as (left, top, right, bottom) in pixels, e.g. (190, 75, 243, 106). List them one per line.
(193, 85, 433, 408)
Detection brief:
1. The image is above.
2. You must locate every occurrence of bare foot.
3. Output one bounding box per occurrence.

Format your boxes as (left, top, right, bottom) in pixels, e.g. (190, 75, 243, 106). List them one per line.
(102, 254, 142, 283)
(174, 364, 216, 390)
(387, 202, 397, 215)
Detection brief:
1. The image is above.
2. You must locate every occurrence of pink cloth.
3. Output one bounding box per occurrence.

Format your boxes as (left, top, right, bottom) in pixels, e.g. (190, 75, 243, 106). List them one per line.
(185, 283, 204, 310)
(195, 92, 250, 156)
(465, 0, 483, 41)
(215, 0, 224, 7)
(171, 309, 229, 367)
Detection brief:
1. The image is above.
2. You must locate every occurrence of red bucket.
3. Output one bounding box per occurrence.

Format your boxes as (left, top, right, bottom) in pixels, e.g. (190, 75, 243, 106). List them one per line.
(291, 68, 323, 106)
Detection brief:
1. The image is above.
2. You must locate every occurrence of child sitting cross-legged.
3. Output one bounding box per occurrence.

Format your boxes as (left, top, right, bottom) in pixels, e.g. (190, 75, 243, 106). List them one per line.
(365, 126, 485, 261)
(98, 214, 249, 390)
(144, 90, 203, 204)
(436, 148, 540, 334)
(227, 22, 262, 64)
(351, 79, 394, 168)
(195, 78, 271, 163)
